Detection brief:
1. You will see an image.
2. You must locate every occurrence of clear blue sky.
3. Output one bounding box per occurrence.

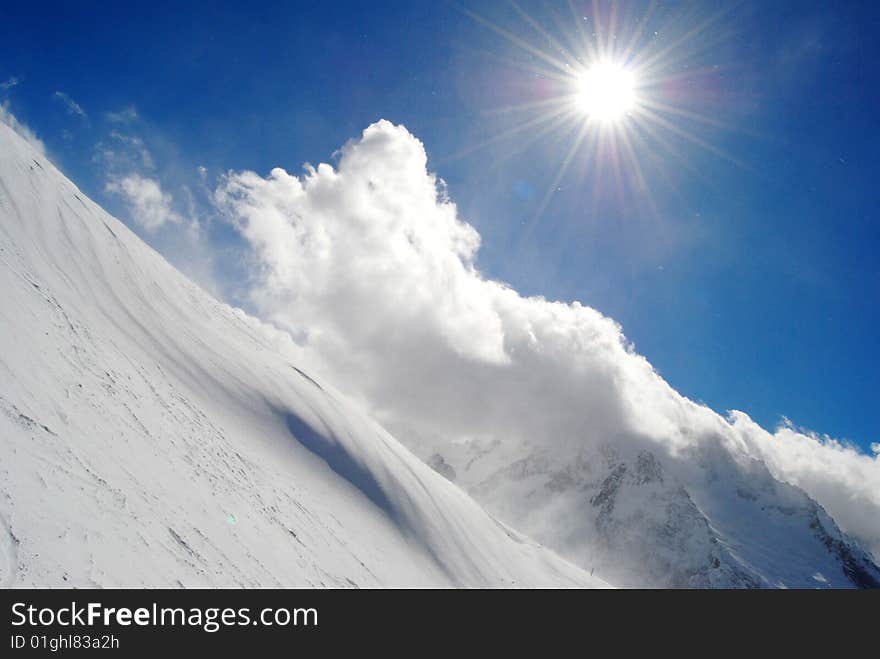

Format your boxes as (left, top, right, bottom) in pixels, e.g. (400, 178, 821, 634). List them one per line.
(2, 1, 877, 451)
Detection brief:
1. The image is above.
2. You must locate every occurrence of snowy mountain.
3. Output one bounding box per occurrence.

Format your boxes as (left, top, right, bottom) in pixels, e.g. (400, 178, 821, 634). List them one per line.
(1, 116, 877, 589)
(0, 121, 608, 587)
(208, 117, 879, 589)
(426, 435, 880, 588)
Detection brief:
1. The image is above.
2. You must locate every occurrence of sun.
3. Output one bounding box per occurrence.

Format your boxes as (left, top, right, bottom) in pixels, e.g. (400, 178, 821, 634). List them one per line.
(574, 61, 637, 122)
(458, 2, 740, 236)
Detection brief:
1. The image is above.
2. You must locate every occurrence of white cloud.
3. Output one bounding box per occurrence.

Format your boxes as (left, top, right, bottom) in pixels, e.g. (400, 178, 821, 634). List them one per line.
(109, 130, 154, 169)
(0, 76, 22, 91)
(215, 119, 880, 558)
(94, 123, 222, 296)
(105, 106, 138, 124)
(729, 411, 880, 557)
(53, 91, 86, 118)
(0, 103, 46, 155)
(106, 173, 181, 232)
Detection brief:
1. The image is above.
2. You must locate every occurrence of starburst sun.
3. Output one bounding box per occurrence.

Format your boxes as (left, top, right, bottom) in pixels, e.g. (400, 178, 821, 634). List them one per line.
(459, 3, 739, 235)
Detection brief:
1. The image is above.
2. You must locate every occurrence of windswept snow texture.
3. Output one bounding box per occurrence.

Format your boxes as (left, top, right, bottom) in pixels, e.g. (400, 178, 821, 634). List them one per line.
(0, 122, 607, 588)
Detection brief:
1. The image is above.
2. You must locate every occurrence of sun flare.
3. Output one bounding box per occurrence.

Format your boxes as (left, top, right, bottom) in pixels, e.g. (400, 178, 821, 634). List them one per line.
(459, 2, 741, 235)
(574, 61, 636, 122)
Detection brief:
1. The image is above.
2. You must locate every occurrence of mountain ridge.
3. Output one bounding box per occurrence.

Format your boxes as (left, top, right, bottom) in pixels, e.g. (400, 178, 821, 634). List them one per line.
(425, 436, 880, 588)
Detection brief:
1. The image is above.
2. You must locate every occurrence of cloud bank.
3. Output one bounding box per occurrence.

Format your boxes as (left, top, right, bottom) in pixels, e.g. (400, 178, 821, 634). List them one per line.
(214, 119, 879, 558)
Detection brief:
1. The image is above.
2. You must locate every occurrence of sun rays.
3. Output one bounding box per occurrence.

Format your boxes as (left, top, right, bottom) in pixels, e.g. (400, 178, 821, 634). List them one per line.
(455, 1, 745, 238)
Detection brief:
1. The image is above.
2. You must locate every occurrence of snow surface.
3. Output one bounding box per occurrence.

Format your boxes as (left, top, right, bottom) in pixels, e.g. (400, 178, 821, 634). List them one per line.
(0, 122, 608, 587)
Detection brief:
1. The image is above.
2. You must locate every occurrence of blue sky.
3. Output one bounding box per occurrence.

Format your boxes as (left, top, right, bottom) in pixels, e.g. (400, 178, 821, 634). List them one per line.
(1, 0, 877, 452)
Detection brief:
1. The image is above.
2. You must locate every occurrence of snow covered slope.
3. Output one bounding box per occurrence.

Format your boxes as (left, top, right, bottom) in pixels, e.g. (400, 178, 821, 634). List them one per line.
(0, 122, 608, 587)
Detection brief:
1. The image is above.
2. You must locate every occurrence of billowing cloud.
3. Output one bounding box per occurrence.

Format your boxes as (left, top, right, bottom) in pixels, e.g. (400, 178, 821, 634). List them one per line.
(106, 173, 181, 232)
(53, 91, 87, 118)
(214, 119, 880, 558)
